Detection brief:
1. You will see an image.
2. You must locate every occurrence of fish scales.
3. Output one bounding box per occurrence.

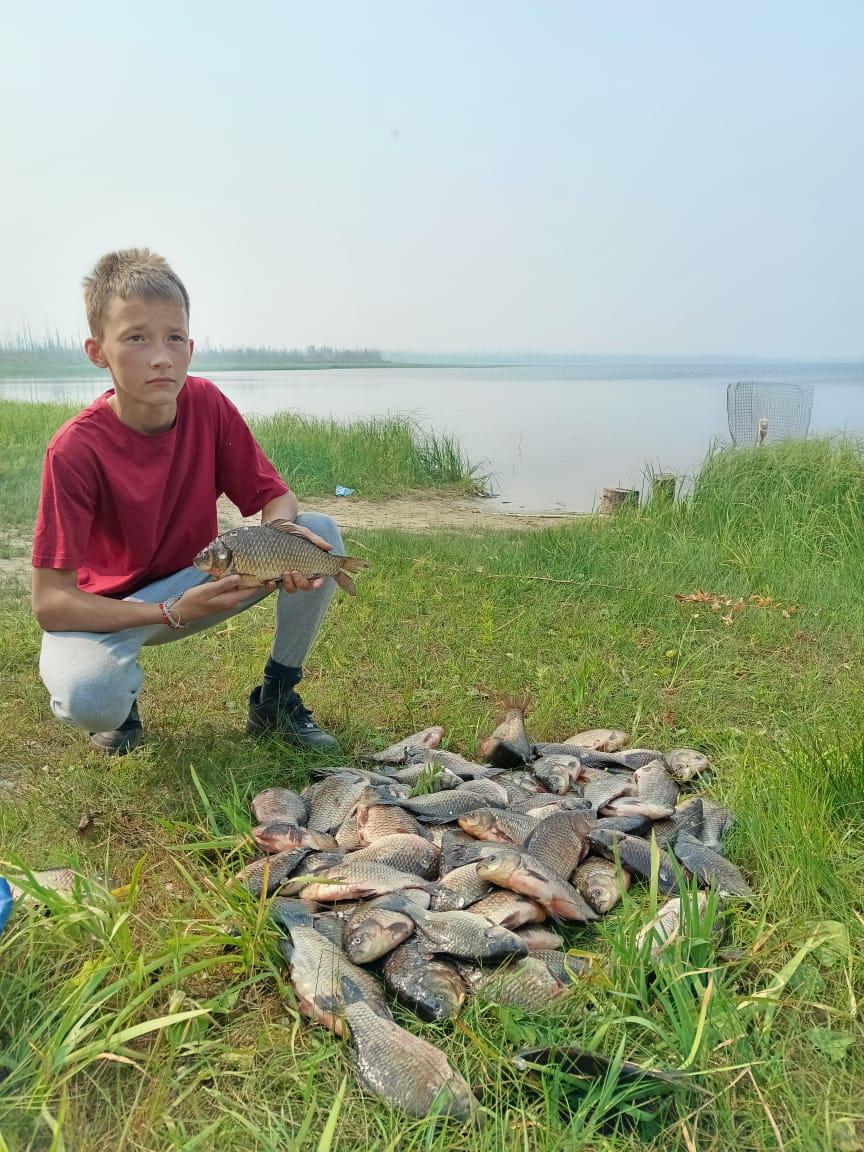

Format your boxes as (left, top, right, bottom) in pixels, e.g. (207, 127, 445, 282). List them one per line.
(356, 796, 429, 843)
(280, 926, 391, 1035)
(531, 949, 591, 984)
(563, 729, 630, 752)
(522, 810, 592, 879)
(250, 787, 308, 826)
(458, 956, 567, 1012)
(298, 859, 434, 902)
(369, 727, 445, 765)
(698, 800, 735, 852)
(302, 774, 369, 834)
(341, 974, 478, 1118)
(456, 776, 512, 806)
(6, 867, 79, 902)
(343, 906, 416, 964)
(348, 833, 440, 879)
(515, 926, 565, 950)
(633, 761, 680, 810)
(573, 856, 631, 913)
(193, 520, 368, 594)
(588, 829, 681, 894)
(477, 847, 598, 922)
(436, 862, 493, 907)
(422, 748, 503, 779)
(651, 796, 704, 848)
(236, 849, 310, 897)
(381, 938, 468, 1022)
(375, 789, 506, 823)
(458, 807, 540, 845)
(531, 754, 580, 795)
(469, 889, 547, 929)
(395, 902, 529, 962)
(672, 832, 753, 897)
(636, 892, 712, 959)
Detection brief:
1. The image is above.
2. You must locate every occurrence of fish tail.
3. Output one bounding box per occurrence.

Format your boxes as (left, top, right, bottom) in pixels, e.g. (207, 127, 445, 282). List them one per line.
(341, 555, 369, 573)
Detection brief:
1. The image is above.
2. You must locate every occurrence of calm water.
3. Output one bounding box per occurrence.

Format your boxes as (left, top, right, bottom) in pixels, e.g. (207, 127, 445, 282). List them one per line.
(5, 361, 864, 513)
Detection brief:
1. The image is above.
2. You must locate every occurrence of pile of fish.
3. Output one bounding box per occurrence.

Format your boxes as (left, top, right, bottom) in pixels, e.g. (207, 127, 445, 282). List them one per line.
(237, 711, 751, 1121)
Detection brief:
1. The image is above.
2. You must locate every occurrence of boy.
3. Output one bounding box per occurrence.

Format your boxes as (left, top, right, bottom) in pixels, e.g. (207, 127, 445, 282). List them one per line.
(31, 248, 343, 756)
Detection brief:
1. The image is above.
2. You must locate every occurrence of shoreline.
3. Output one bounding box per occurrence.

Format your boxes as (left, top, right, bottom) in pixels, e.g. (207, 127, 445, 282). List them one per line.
(217, 491, 583, 534)
(0, 492, 583, 582)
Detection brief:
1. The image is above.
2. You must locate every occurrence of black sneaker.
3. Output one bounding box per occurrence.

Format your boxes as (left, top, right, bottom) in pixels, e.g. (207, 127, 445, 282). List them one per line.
(89, 702, 143, 756)
(246, 685, 340, 751)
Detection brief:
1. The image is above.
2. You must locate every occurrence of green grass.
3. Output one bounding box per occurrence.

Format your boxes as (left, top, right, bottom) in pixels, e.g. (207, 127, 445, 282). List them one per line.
(1, 431, 864, 1149)
(0, 400, 487, 538)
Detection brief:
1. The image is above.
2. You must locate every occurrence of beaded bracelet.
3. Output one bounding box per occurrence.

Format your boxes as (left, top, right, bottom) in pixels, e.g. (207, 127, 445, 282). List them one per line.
(159, 593, 188, 630)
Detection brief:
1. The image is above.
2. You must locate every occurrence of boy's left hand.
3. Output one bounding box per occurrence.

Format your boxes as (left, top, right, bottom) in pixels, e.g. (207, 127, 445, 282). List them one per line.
(262, 521, 332, 594)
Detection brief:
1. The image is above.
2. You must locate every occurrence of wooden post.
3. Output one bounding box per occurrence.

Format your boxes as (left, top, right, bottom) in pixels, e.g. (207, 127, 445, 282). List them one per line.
(651, 473, 677, 504)
(599, 487, 639, 515)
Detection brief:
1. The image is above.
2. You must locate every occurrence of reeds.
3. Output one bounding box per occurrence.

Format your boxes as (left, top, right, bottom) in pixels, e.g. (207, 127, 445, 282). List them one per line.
(0, 401, 488, 532)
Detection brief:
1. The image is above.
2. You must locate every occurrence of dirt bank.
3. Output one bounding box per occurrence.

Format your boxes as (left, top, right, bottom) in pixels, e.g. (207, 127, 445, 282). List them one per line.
(217, 491, 580, 534)
(1, 492, 581, 583)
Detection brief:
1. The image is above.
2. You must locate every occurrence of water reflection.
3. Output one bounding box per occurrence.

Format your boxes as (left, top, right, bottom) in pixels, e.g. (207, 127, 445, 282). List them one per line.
(3, 362, 862, 513)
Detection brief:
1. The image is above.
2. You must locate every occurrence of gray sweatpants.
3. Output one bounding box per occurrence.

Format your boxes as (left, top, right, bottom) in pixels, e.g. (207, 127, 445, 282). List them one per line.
(38, 512, 343, 733)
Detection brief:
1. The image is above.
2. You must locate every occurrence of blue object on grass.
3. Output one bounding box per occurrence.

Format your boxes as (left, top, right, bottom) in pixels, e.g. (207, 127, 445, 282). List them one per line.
(0, 877, 12, 935)
(335, 485, 356, 497)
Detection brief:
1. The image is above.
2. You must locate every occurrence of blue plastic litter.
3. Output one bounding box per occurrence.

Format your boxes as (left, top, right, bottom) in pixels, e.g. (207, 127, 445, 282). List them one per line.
(335, 485, 356, 497)
(0, 877, 12, 936)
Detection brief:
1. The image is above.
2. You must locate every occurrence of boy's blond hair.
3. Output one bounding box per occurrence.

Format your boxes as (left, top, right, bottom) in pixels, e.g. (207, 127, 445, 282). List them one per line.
(83, 248, 190, 338)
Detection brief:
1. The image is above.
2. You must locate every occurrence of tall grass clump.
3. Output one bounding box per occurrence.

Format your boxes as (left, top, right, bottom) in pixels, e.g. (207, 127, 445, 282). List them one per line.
(0, 400, 488, 534)
(689, 436, 864, 548)
(0, 400, 80, 528)
(586, 437, 864, 636)
(249, 411, 489, 498)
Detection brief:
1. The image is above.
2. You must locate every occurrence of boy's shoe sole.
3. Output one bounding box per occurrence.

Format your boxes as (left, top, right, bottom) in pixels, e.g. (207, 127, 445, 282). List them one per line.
(89, 702, 143, 756)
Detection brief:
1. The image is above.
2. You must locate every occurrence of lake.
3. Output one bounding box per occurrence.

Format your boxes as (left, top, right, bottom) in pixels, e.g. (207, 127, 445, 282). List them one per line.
(4, 360, 863, 513)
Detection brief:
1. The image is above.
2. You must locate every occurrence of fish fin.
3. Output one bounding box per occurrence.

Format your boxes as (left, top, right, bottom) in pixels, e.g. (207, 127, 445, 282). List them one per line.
(333, 571, 357, 595)
(369, 891, 422, 919)
(236, 572, 265, 588)
(269, 898, 314, 932)
(340, 973, 366, 1007)
(276, 937, 294, 963)
(341, 555, 369, 573)
(369, 788, 402, 806)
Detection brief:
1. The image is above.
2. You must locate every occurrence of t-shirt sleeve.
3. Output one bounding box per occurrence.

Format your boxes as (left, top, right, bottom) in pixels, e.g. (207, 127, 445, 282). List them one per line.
(214, 394, 289, 516)
(31, 447, 96, 570)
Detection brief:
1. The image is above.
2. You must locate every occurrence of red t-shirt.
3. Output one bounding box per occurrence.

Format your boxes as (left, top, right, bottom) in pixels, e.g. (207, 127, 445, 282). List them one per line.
(32, 375, 289, 597)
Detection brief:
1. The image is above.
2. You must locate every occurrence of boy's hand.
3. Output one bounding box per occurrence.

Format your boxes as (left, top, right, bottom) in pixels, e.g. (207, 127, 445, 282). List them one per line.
(261, 520, 332, 594)
(178, 574, 258, 620)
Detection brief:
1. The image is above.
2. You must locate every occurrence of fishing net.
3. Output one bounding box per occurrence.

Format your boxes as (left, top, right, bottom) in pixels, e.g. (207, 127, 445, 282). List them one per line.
(726, 380, 814, 447)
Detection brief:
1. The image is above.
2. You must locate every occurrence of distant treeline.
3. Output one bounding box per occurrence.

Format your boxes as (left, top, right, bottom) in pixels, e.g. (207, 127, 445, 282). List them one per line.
(0, 332, 388, 377)
(194, 344, 387, 368)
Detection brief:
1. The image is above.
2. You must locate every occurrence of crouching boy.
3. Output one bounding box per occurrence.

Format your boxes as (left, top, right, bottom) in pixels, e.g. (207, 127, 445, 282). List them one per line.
(31, 248, 342, 756)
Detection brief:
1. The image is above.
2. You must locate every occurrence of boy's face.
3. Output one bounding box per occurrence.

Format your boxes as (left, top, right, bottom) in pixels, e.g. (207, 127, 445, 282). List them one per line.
(84, 295, 194, 414)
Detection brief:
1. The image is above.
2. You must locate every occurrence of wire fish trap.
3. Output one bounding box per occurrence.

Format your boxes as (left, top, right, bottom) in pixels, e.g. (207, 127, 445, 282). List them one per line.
(726, 380, 814, 447)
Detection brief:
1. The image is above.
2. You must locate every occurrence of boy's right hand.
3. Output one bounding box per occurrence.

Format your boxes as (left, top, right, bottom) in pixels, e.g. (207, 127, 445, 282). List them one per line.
(174, 574, 263, 622)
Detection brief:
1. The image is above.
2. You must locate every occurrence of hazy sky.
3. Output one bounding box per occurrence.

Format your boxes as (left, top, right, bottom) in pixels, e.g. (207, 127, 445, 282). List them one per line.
(1, 1, 861, 356)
